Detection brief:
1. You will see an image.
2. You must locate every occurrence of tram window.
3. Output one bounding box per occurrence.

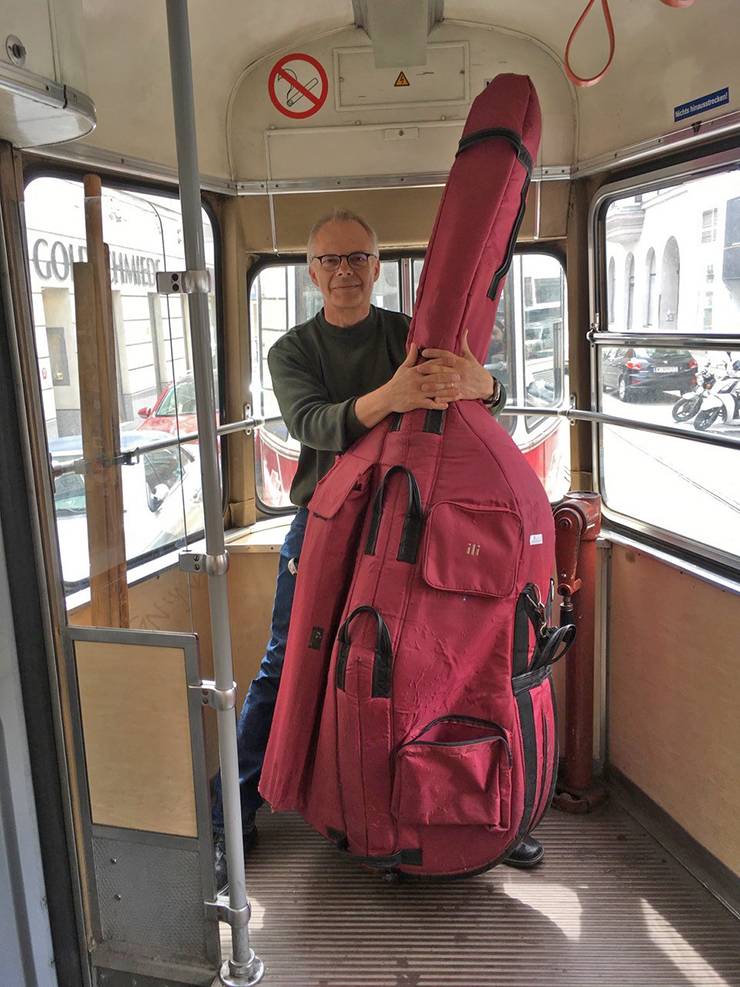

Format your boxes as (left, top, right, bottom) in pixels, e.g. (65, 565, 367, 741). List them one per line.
(599, 165, 740, 564)
(252, 250, 570, 512)
(519, 254, 567, 431)
(250, 259, 400, 511)
(25, 176, 220, 595)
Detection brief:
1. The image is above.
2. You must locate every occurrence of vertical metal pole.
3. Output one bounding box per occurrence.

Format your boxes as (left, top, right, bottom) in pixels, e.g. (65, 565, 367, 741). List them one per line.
(164, 3, 264, 984)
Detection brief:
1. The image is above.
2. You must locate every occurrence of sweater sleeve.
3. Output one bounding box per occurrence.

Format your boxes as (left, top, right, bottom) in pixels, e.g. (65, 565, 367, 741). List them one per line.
(267, 336, 368, 452)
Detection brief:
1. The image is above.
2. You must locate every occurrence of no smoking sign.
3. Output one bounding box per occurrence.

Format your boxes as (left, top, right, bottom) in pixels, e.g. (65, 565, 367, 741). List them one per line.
(268, 53, 329, 119)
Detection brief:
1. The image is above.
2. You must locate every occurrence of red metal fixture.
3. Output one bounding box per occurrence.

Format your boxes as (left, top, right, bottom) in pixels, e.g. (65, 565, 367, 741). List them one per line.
(552, 492, 607, 812)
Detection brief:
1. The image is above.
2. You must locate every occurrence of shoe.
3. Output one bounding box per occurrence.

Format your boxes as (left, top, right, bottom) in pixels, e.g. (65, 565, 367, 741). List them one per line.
(213, 825, 259, 892)
(502, 835, 544, 869)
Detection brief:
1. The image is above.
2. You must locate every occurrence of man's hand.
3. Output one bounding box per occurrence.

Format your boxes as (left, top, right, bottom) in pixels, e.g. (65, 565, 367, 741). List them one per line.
(384, 343, 461, 412)
(354, 343, 459, 428)
(419, 329, 495, 403)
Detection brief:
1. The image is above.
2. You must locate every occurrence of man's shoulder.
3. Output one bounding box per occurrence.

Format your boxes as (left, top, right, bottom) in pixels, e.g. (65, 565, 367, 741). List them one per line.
(376, 306, 410, 328)
(268, 315, 321, 360)
(375, 306, 410, 343)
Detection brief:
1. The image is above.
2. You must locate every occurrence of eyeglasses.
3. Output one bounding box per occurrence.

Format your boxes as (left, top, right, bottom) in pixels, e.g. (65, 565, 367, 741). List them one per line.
(311, 252, 378, 271)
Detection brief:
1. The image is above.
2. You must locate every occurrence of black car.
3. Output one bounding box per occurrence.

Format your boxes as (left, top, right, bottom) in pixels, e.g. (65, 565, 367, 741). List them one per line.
(601, 347, 697, 401)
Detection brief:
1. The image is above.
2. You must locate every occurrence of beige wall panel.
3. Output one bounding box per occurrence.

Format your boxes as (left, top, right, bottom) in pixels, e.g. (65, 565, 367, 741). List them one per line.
(75, 639, 197, 836)
(77, 1, 350, 178)
(230, 23, 574, 183)
(71, 2, 737, 178)
(608, 545, 740, 875)
(538, 181, 570, 242)
(69, 565, 195, 631)
(571, 0, 739, 162)
(176, 552, 279, 778)
(448, 2, 739, 163)
(273, 187, 442, 252)
(70, 550, 279, 778)
(238, 180, 567, 255)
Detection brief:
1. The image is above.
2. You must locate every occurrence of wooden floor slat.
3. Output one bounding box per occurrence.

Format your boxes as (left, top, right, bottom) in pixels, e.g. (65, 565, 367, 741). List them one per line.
(220, 799, 740, 986)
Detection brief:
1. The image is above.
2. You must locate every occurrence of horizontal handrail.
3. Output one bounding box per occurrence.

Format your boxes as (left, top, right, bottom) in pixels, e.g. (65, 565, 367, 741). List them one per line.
(589, 331, 740, 350)
(502, 404, 740, 451)
(50, 414, 284, 476)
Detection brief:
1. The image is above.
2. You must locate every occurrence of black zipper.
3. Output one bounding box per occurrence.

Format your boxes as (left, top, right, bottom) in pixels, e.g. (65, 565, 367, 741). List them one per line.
(397, 715, 512, 764)
(532, 704, 549, 824)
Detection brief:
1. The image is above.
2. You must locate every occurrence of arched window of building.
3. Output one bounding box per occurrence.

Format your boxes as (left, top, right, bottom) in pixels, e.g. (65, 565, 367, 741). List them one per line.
(659, 237, 680, 329)
(645, 248, 656, 326)
(607, 257, 616, 324)
(624, 253, 635, 331)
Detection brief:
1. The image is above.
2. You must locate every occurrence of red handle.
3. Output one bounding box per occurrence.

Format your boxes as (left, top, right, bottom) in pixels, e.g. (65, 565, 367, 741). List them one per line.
(564, 0, 616, 89)
(565, 0, 695, 89)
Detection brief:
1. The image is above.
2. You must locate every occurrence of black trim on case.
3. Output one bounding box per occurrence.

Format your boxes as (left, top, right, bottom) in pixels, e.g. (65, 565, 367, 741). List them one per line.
(364, 465, 424, 564)
(335, 605, 394, 698)
(454, 125, 534, 302)
(455, 126, 533, 171)
(515, 687, 538, 838)
(513, 589, 532, 677)
(389, 412, 403, 432)
(326, 831, 422, 869)
(487, 172, 531, 301)
(542, 674, 560, 815)
(512, 664, 549, 695)
(423, 409, 446, 434)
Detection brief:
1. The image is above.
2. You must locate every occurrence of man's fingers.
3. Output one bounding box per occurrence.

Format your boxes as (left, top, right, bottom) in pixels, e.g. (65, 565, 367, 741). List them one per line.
(420, 373, 460, 387)
(421, 381, 460, 396)
(421, 347, 457, 363)
(418, 360, 459, 375)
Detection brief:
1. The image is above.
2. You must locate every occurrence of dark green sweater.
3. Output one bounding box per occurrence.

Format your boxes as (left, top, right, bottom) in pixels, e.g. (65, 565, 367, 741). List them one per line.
(267, 306, 504, 506)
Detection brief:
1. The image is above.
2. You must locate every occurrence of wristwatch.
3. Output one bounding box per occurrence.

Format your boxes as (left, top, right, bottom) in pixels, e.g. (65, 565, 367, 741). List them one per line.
(482, 376, 500, 407)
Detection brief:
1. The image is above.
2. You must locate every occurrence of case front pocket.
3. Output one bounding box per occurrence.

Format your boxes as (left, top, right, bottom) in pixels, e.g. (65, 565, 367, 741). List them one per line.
(392, 716, 512, 828)
(421, 502, 522, 598)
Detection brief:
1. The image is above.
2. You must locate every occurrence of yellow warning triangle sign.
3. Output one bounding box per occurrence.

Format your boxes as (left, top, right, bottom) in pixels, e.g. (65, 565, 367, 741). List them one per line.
(394, 71, 410, 88)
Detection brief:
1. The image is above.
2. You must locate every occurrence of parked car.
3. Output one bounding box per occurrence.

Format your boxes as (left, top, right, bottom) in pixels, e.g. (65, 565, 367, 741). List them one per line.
(137, 372, 297, 511)
(137, 374, 199, 436)
(50, 430, 204, 588)
(601, 347, 697, 401)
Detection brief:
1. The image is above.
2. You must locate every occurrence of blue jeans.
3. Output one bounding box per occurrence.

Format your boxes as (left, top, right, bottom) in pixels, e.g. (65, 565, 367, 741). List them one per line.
(212, 507, 309, 833)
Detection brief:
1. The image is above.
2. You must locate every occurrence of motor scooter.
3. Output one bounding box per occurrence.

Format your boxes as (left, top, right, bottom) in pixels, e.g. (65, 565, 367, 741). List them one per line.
(693, 362, 740, 431)
(672, 367, 716, 422)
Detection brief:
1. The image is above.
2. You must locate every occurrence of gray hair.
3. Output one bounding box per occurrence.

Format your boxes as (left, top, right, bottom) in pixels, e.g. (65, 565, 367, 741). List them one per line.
(307, 209, 379, 260)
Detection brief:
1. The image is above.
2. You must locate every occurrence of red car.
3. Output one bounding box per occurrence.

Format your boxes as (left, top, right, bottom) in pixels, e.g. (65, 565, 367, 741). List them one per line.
(137, 374, 298, 509)
(137, 374, 199, 436)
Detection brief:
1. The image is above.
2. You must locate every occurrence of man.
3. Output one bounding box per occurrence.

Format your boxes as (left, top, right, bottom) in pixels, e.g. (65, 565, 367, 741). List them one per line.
(212, 208, 544, 885)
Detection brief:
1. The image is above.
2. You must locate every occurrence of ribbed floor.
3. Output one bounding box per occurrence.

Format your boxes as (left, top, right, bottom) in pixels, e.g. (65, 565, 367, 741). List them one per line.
(222, 800, 740, 986)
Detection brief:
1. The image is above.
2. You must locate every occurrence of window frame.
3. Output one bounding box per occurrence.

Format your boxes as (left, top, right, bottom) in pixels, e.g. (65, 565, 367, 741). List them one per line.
(248, 244, 568, 514)
(247, 250, 423, 516)
(590, 145, 740, 577)
(23, 164, 226, 593)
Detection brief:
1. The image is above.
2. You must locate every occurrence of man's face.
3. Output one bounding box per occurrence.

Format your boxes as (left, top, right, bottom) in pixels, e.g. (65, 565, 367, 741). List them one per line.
(308, 220, 380, 318)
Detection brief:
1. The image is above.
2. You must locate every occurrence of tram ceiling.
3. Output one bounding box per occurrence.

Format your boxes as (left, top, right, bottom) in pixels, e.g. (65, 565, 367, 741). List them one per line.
(17, 0, 740, 186)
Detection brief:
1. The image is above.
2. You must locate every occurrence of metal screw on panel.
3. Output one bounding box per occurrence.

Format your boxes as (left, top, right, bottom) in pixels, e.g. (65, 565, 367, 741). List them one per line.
(6, 35, 26, 66)
(110, 857, 118, 864)
(114, 893, 122, 901)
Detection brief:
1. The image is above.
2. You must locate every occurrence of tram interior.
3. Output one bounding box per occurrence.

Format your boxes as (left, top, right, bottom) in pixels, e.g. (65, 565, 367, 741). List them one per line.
(0, 1, 739, 986)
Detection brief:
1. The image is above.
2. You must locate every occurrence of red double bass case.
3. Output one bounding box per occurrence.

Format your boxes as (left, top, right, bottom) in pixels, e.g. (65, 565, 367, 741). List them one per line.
(260, 74, 574, 877)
